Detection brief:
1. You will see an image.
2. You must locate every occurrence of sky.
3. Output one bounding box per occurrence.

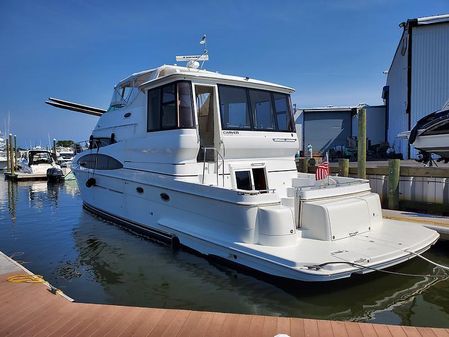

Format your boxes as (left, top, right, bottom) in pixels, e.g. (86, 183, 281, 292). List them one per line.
(1, 0, 448, 147)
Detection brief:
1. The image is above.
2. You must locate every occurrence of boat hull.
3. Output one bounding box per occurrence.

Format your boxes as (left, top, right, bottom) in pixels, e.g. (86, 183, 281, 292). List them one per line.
(74, 168, 439, 282)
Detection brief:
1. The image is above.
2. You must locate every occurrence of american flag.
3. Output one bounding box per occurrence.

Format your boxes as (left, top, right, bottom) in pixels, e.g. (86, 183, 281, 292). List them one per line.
(315, 157, 329, 180)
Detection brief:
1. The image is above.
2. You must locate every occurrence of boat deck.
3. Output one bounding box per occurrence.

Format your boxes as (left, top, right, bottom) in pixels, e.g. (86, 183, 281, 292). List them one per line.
(1, 252, 448, 337)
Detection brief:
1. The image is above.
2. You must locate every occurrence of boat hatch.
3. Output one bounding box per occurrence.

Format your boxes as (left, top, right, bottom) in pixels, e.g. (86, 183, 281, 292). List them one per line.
(232, 165, 268, 192)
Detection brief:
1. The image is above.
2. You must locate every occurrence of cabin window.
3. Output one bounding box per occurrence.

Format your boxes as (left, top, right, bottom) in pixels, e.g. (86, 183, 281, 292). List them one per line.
(78, 154, 123, 170)
(273, 93, 294, 131)
(147, 81, 194, 132)
(218, 86, 252, 130)
(218, 85, 294, 132)
(250, 89, 276, 130)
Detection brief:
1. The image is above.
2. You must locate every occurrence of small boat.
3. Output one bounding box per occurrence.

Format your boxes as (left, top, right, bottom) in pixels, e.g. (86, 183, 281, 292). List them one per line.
(409, 102, 449, 165)
(49, 57, 439, 282)
(56, 147, 75, 168)
(0, 134, 7, 171)
(18, 149, 63, 181)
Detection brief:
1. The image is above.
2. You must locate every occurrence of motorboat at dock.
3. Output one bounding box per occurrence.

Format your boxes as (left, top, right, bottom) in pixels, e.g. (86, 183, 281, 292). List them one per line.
(50, 61, 439, 282)
(17, 149, 64, 182)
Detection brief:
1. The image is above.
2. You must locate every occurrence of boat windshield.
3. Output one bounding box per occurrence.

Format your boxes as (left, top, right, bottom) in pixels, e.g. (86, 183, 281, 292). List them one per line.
(29, 151, 53, 165)
(108, 84, 135, 111)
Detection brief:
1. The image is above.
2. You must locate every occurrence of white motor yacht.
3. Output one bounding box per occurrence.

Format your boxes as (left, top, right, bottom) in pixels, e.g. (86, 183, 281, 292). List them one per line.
(0, 134, 7, 171)
(51, 62, 438, 282)
(18, 149, 64, 180)
(409, 102, 449, 164)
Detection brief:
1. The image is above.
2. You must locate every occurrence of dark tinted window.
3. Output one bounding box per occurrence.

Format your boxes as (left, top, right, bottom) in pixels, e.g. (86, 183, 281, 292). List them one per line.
(147, 88, 161, 131)
(178, 82, 194, 128)
(161, 84, 177, 129)
(250, 90, 275, 130)
(219, 86, 251, 130)
(273, 93, 293, 131)
(147, 81, 194, 132)
(218, 85, 294, 132)
(235, 170, 252, 190)
(78, 154, 123, 170)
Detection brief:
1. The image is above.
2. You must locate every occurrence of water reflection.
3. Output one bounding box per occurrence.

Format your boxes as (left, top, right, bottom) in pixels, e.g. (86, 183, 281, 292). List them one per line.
(0, 178, 448, 327)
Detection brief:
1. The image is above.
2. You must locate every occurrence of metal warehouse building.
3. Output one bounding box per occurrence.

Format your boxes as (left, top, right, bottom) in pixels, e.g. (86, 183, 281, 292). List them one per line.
(296, 105, 386, 155)
(385, 14, 449, 159)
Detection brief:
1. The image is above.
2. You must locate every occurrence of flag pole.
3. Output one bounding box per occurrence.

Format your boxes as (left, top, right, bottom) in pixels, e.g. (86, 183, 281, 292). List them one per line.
(326, 151, 330, 185)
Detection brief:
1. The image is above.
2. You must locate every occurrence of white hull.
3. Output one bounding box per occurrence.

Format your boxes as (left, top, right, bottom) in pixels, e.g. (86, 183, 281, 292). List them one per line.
(74, 168, 438, 282)
(413, 133, 449, 158)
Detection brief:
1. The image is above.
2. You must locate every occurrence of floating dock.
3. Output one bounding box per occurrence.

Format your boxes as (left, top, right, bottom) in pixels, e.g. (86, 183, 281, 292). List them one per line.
(383, 209, 449, 240)
(1, 251, 448, 336)
(4, 172, 48, 181)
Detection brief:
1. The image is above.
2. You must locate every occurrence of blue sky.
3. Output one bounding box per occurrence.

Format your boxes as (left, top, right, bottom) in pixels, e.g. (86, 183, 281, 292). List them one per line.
(1, 0, 448, 146)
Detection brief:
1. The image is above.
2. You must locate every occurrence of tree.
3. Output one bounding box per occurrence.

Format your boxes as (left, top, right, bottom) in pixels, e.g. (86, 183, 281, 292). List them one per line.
(56, 140, 75, 147)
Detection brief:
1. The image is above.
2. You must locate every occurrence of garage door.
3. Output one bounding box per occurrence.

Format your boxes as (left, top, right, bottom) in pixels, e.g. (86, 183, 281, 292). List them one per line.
(303, 111, 352, 154)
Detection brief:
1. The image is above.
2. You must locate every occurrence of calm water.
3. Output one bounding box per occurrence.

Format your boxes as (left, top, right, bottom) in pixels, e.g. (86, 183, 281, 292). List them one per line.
(1, 178, 448, 327)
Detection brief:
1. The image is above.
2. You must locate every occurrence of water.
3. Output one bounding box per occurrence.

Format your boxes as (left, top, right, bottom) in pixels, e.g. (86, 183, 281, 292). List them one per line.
(1, 178, 448, 328)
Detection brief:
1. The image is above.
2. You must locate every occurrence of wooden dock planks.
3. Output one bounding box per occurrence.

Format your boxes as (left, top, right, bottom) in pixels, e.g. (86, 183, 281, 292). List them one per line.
(0, 272, 448, 337)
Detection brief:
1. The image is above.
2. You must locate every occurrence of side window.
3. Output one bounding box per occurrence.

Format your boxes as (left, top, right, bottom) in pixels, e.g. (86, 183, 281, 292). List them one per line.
(147, 81, 194, 131)
(161, 84, 177, 129)
(147, 88, 161, 131)
(178, 82, 194, 128)
(249, 89, 275, 130)
(273, 93, 294, 132)
(219, 86, 252, 130)
(78, 154, 123, 170)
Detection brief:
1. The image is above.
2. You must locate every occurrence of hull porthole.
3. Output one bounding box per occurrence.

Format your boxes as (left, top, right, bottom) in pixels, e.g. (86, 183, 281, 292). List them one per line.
(160, 193, 170, 202)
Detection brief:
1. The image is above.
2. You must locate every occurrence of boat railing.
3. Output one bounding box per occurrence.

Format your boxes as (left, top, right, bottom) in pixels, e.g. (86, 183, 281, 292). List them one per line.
(294, 178, 367, 192)
(201, 147, 225, 187)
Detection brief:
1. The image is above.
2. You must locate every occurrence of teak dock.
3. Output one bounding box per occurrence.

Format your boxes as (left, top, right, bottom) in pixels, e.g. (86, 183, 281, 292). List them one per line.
(1, 252, 448, 337)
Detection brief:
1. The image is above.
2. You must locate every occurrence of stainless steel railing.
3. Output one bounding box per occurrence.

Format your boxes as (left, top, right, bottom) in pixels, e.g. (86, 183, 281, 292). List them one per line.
(201, 147, 225, 187)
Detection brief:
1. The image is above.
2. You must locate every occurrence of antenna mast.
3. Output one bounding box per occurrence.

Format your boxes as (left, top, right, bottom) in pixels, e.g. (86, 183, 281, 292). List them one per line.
(175, 34, 209, 69)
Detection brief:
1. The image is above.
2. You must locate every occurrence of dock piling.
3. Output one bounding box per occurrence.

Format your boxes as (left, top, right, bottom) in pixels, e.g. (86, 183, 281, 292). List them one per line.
(357, 105, 366, 179)
(297, 158, 310, 173)
(338, 158, 349, 177)
(6, 138, 10, 173)
(8, 134, 15, 176)
(13, 135, 18, 170)
(387, 159, 400, 210)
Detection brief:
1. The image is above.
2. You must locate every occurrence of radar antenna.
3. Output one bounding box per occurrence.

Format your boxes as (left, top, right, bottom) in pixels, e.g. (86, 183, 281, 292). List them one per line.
(175, 34, 209, 69)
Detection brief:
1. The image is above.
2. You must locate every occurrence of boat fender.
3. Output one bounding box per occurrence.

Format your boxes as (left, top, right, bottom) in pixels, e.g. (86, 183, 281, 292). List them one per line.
(111, 133, 116, 144)
(86, 178, 96, 188)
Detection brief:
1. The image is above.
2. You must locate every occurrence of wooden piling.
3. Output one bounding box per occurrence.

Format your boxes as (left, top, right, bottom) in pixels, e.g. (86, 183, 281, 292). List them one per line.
(387, 159, 400, 210)
(53, 139, 57, 159)
(338, 158, 349, 177)
(13, 135, 18, 169)
(357, 106, 366, 179)
(8, 134, 14, 176)
(297, 158, 310, 173)
(5, 138, 10, 173)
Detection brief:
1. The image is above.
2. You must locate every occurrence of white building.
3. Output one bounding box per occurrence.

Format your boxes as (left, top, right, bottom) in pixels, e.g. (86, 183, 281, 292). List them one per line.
(384, 14, 449, 159)
(296, 105, 386, 155)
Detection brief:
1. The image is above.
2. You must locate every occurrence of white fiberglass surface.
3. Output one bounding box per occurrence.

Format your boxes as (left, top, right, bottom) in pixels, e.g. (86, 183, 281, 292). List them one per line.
(235, 220, 438, 268)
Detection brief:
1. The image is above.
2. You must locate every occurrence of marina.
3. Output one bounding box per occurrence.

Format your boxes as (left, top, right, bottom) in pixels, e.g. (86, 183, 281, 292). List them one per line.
(2, 2, 449, 335)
